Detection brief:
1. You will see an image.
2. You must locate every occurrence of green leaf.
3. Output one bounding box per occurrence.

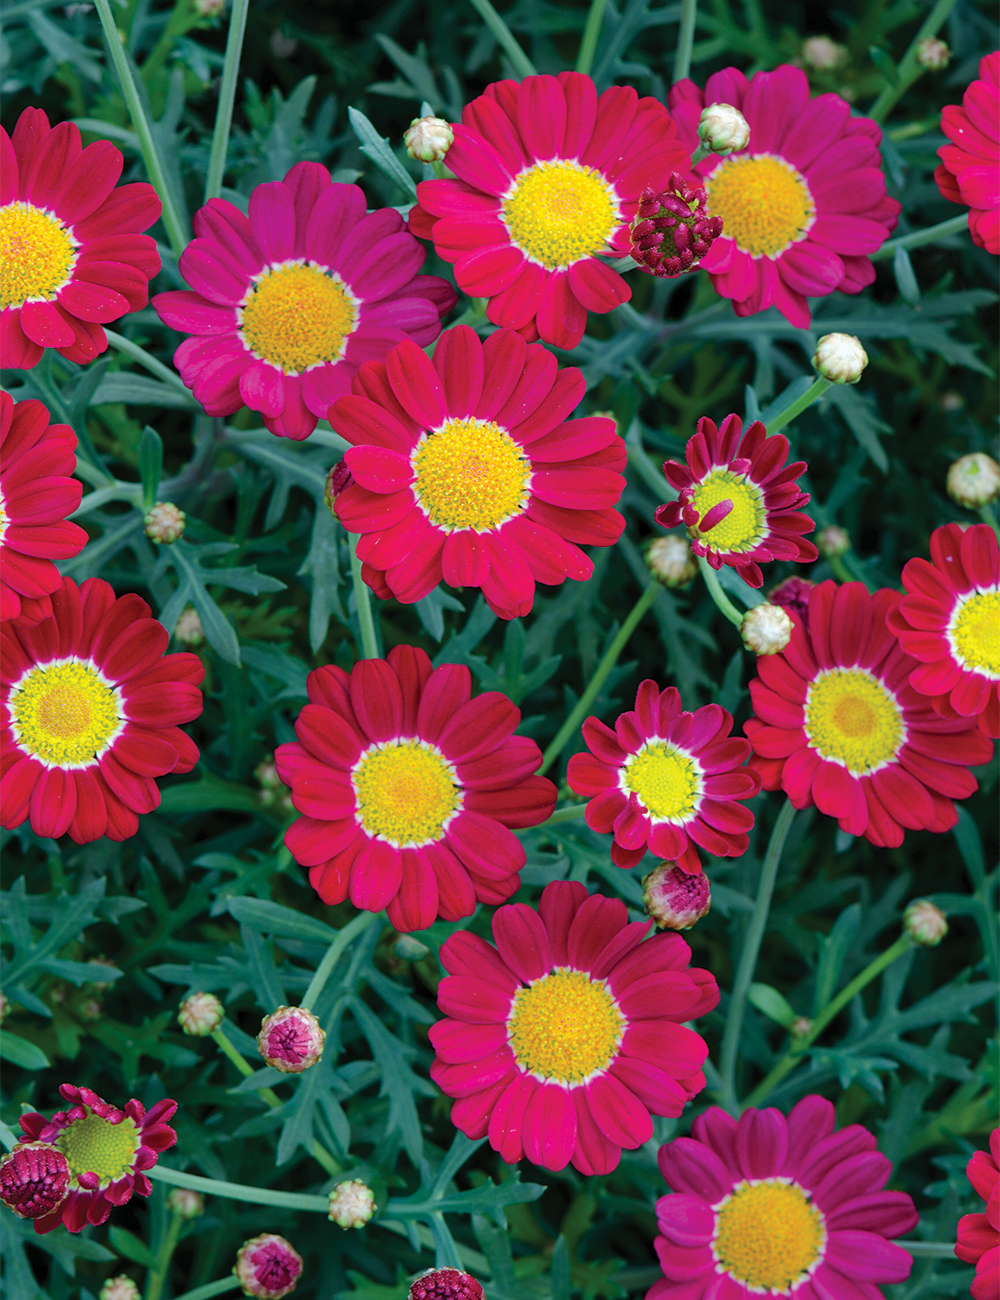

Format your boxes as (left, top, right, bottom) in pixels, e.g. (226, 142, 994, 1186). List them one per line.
(108, 1226, 159, 1268)
(227, 897, 338, 944)
(158, 772, 258, 814)
(869, 44, 899, 84)
(348, 105, 419, 202)
(138, 426, 163, 511)
(748, 983, 796, 1027)
(893, 244, 921, 306)
(92, 372, 198, 410)
(0, 1030, 49, 1069)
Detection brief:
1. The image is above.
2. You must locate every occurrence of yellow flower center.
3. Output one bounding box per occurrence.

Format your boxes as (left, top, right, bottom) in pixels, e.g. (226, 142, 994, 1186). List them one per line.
(706, 154, 815, 258)
(412, 418, 531, 533)
(8, 660, 123, 768)
(804, 667, 904, 774)
(690, 470, 767, 553)
(949, 589, 1000, 679)
(239, 262, 358, 374)
(0, 201, 78, 309)
(507, 968, 625, 1084)
(352, 738, 461, 847)
(713, 1179, 826, 1293)
(58, 1113, 139, 1185)
(502, 160, 620, 270)
(623, 740, 702, 821)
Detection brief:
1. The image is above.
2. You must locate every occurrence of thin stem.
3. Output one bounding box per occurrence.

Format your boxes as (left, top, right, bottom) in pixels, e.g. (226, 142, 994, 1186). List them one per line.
(718, 798, 797, 1112)
(210, 1027, 282, 1108)
(576, 0, 606, 75)
(104, 330, 195, 402)
(147, 1164, 329, 1212)
(172, 1280, 241, 1300)
(539, 583, 659, 775)
(899, 1243, 964, 1258)
(350, 534, 381, 659)
(766, 376, 832, 436)
(466, 0, 537, 78)
(867, 0, 960, 124)
(698, 556, 744, 628)
(146, 1210, 183, 1300)
(204, 0, 250, 203)
(301, 911, 380, 1012)
(691, 142, 711, 166)
(827, 553, 855, 586)
(91, 0, 188, 259)
(538, 804, 588, 828)
(871, 213, 968, 261)
(978, 504, 1000, 541)
(673, 0, 698, 82)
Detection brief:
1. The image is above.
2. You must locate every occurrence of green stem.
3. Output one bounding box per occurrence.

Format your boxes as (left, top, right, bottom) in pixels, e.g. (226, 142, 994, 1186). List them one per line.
(466, 0, 537, 78)
(146, 1210, 183, 1300)
(766, 376, 832, 435)
(91, 0, 188, 259)
(210, 1027, 282, 1108)
(691, 142, 711, 166)
(743, 931, 914, 1108)
(301, 911, 380, 1012)
(172, 1280, 241, 1300)
(867, 0, 960, 123)
(350, 534, 381, 659)
(871, 213, 969, 261)
(827, 553, 855, 585)
(718, 798, 797, 1112)
(673, 0, 698, 82)
(148, 1164, 328, 1212)
(899, 1243, 965, 1258)
(104, 329, 196, 403)
(576, 0, 606, 75)
(978, 503, 1000, 541)
(537, 804, 588, 828)
(204, 0, 250, 203)
(698, 556, 744, 628)
(539, 583, 659, 776)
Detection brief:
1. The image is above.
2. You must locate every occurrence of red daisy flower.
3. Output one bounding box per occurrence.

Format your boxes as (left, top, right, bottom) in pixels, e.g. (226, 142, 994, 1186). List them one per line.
(407, 73, 689, 349)
(651, 1096, 918, 1300)
(0, 392, 88, 621)
(956, 1128, 999, 1300)
(1, 576, 204, 843)
(153, 162, 455, 441)
(1, 107, 161, 370)
(566, 680, 760, 873)
(935, 52, 1000, 255)
(430, 880, 718, 1175)
(331, 325, 626, 620)
(744, 580, 994, 848)
(654, 413, 817, 588)
(18, 1084, 177, 1234)
(668, 65, 900, 328)
(275, 645, 556, 932)
(887, 523, 999, 739)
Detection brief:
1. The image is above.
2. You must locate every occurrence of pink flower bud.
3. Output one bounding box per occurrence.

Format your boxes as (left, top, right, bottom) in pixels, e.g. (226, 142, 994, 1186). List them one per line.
(642, 863, 711, 930)
(904, 899, 948, 946)
(235, 1233, 303, 1299)
(629, 176, 724, 278)
(324, 460, 354, 515)
(257, 1006, 325, 1073)
(0, 1142, 70, 1218)
(409, 1268, 485, 1300)
(768, 576, 814, 627)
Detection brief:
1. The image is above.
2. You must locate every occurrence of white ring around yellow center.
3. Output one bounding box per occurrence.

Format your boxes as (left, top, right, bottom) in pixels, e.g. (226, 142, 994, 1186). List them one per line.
(621, 738, 703, 822)
(238, 260, 359, 375)
(712, 1177, 826, 1294)
(501, 159, 621, 270)
(506, 967, 626, 1085)
(0, 200, 79, 309)
(411, 417, 532, 533)
(351, 737, 462, 847)
(691, 470, 767, 554)
(706, 153, 816, 259)
(804, 666, 905, 775)
(8, 657, 125, 770)
(948, 587, 1000, 679)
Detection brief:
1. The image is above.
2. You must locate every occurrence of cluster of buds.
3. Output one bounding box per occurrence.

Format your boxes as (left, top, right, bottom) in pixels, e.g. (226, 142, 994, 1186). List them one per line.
(741, 603, 793, 656)
(642, 862, 711, 930)
(947, 452, 1000, 509)
(235, 1233, 303, 1298)
(645, 534, 697, 588)
(404, 116, 454, 164)
(257, 1006, 325, 1073)
(629, 176, 723, 278)
(409, 1269, 485, 1300)
(915, 36, 950, 69)
(173, 605, 206, 646)
(144, 501, 186, 544)
(903, 899, 948, 946)
(0, 1141, 70, 1219)
(178, 990, 225, 1037)
(812, 332, 868, 385)
(328, 1178, 377, 1229)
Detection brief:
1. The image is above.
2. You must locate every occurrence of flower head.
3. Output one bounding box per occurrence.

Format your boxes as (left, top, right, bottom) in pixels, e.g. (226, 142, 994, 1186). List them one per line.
(744, 581, 994, 848)
(328, 1178, 376, 1229)
(1, 576, 204, 843)
(0, 1142, 70, 1219)
(18, 1084, 177, 1234)
(257, 1005, 325, 1073)
(742, 603, 793, 655)
(935, 52, 999, 254)
(331, 326, 626, 619)
(629, 176, 724, 277)
(178, 991, 224, 1036)
(173, 606, 205, 646)
(651, 1096, 917, 1300)
(769, 575, 815, 625)
(567, 680, 760, 872)
(405, 116, 454, 163)
(698, 103, 750, 154)
(646, 534, 698, 588)
(168, 1187, 205, 1218)
(655, 413, 817, 588)
(99, 1278, 141, 1300)
(144, 502, 185, 544)
(153, 163, 455, 441)
(430, 881, 718, 1174)
(948, 452, 1000, 508)
(409, 1269, 485, 1300)
(916, 36, 951, 69)
(235, 1233, 303, 1299)
(669, 66, 900, 328)
(955, 1129, 999, 1300)
(903, 899, 948, 946)
(813, 332, 868, 384)
(801, 36, 848, 69)
(643, 862, 711, 930)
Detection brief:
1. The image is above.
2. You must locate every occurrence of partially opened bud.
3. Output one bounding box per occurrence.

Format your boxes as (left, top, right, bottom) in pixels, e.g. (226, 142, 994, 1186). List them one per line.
(404, 116, 454, 163)
(790, 1016, 813, 1038)
(915, 36, 950, 69)
(812, 332, 868, 385)
(174, 606, 205, 646)
(768, 576, 814, 627)
(646, 535, 697, 588)
(257, 1005, 325, 1073)
(328, 1178, 377, 1228)
(741, 603, 793, 655)
(629, 176, 724, 277)
(100, 1279, 141, 1300)
(178, 991, 224, 1037)
(324, 460, 354, 516)
(0, 1142, 70, 1219)
(947, 452, 1000, 508)
(235, 1234, 303, 1298)
(642, 863, 711, 930)
(144, 502, 186, 544)
(168, 1187, 205, 1218)
(817, 525, 850, 558)
(409, 1269, 485, 1300)
(698, 103, 750, 154)
(904, 899, 948, 946)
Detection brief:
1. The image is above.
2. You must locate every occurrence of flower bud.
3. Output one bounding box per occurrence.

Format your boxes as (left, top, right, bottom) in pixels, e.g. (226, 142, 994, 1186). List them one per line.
(404, 116, 454, 163)
(174, 605, 205, 646)
(790, 1016, 813, 1038)
(257, 1005, 325, 1073)
(328, 1178, 377, 1229)
(0, 1142, 70, 1219)
(178, 991, 224, 1037)
(646, 535, 697, 588)
(393, 933, 430, 961)
(697, 103, 750, 155)
(903, 899, 948, 946)
(409, 1269, 485, 1300)
(144, 501, 186, 544)
(77, 996, 102, 1021)
(812, 332, 868, 385)
(915, 36, 950, 69)
(324, 460, 354, 516)
(100, 1278, 141, 1300)
(816, 525, 850, 558)
(194, 0, 226, 15)
(741, 603, 793, 656)
(642, 863, 711, 930)
(235, 1233, 303, 1299)
(168, 1187, 205, 1218)
(0, 990, 8, 1022)
(629, 176, 724, 277)
(801, 35, 847, 69)
(767, 576, 814, 627)
(947, 452, 1000, 508)
(270, 29, 297, 58)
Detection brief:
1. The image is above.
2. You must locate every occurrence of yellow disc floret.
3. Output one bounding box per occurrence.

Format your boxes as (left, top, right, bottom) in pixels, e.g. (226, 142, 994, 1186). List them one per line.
(623, 741, 702, 821)
(713, 1179, 826, 1293)
(691, 470, 767, 553)
(804, 667, 904, 774)
(412, 418, 531, 532)
(949, 589, 1000, 678)
(0, 201, 78, 309)
(9, 660, 123, 768)
(502, 160, 620, 269)
(239, 263, 358, 374)
(507, 968, 625, 1083)
(58, 1114, 139, 1184)
(352, 738, 461, 846)
(706, 154, 815, 258)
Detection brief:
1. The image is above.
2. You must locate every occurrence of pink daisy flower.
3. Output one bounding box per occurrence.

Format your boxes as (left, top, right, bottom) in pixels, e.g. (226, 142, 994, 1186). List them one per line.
(651, 1096, 918, 1300)
(430, 881, 719, 1175)
(331, 325, 626, 620)
(956, 1128, 999, 1300)
(153, 162, 456, 441)
(1, 107, 161, 369)
(567, 680, 760, 873)
(935, 52, 1000, 255)
(407, 73, 689, 349)
(668, 65, 901, 328)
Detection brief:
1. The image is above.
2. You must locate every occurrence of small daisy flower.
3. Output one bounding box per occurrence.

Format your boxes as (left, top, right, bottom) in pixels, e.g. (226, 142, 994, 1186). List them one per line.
(153, 162, 456, 441)
(235, 1233, 302, 1299)
(650, 1096, 918, 1300)
(1, 576, 204, 843)
(0, 1142, 70, 1219)
(430, 881, 718, 1175)
(276, 645, 556, 931)
(0, 392, 88, 621)
(408, 72, 689, 348)
(888, 523, 999, 738)
(935, 53, 1000, 255)
(744, 580, 994, 848)
(654, 414, 817, 588)
(567, 680, 760, 873)
(18, 1084, 177, 1234)
(955, 1128, 999, 1300)
(1, 107, 161, 369)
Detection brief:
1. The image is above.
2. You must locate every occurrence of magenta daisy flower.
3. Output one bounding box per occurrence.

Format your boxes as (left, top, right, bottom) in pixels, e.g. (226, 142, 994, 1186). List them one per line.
(650, 1096, 917, 1300)
(668, 66, 900, 328)
(567, 680, 760, 873)
(153, 162, 456, 441)
(654, 414, 817, 588)
(331, 325, 626, 620)
(18, 1084, 177, 1234)
(408, 73, 689, 349)
(430, 881, 718, 1175)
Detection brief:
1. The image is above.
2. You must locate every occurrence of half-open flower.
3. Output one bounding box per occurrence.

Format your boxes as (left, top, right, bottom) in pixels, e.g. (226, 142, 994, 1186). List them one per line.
(955, 1128, 999, 1300)
(935, 52, 1000, 255)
